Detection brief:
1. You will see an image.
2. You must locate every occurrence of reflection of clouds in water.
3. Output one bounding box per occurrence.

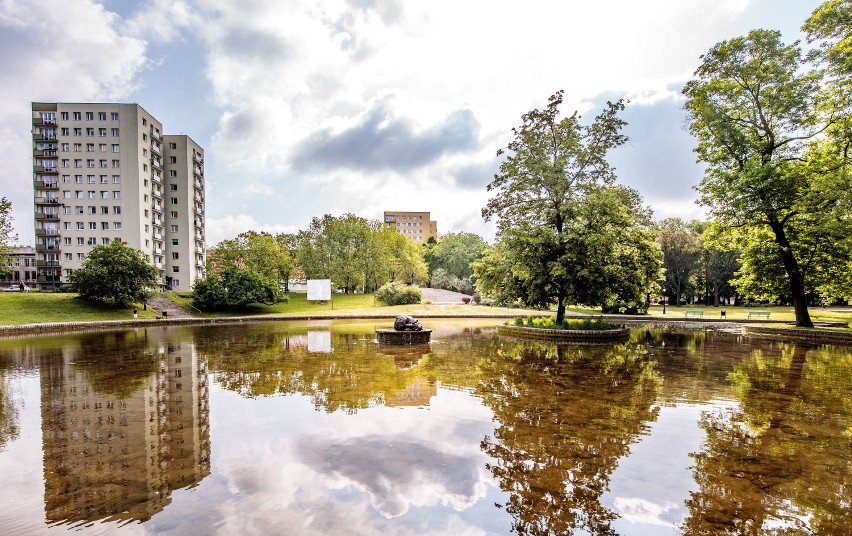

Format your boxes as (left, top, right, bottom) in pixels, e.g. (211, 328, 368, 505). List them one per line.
(298, 435, 486, 518)
(614, 497, 678, 528)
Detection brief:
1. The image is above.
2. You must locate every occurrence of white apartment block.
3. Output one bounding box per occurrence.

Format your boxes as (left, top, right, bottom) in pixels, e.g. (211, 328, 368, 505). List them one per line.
(31, 103, 206, 292)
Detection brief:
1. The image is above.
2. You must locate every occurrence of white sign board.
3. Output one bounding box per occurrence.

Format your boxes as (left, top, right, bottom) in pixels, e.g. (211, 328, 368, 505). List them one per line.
(307, 279, 332, 301)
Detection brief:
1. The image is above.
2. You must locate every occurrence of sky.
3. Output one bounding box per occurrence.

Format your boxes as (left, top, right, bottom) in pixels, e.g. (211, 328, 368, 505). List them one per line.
(0, 0, 821, 246)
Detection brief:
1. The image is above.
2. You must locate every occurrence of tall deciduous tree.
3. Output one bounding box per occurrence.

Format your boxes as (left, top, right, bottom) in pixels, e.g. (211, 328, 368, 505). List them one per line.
(426, 232, 488, 281)
(69, 240, 159, 307)
(683, 29, 851, 327)
(656, 218, 701, 306)
(482, 92, 660, 322)
(0, 197, 16, 279)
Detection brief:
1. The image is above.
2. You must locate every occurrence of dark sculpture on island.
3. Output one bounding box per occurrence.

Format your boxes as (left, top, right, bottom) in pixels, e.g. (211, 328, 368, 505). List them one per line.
(377, 315, 431, 345)
(394, 315, 423, 331)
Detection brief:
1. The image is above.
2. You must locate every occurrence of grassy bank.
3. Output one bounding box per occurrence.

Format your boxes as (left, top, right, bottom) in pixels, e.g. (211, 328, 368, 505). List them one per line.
(0, 292, 157, 325)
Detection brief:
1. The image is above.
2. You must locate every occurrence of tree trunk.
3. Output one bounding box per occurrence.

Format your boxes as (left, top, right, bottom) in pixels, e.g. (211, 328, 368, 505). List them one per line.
(769, 222, 813, 327)
(556, 288, 566, 325)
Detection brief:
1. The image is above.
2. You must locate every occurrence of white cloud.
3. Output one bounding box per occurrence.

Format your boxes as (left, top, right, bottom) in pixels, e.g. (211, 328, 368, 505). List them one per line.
(0, 0, 148, 246)
(122, 0, 195, 43)
(204, 214, 298, 245)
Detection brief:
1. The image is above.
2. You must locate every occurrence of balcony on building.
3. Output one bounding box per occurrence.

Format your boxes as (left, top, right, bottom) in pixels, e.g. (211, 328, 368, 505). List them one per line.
(152, 190, 163, 200)
(34, 165, 59, 175)
(34, 179, 59, 189)
(36, 260, 61, 267)
(151, 158, 163, 171)
(152, 172, 162, 184)
(36, 244, 61, 253)
(34, 197, 60, 205)
(36, 227, 60, 237)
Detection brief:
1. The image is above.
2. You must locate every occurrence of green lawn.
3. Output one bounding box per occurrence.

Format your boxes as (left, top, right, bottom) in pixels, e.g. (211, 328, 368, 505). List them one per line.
(166, 291, 546, 319)
(0, 292, 157, 325)
(3, 291, 851, 330)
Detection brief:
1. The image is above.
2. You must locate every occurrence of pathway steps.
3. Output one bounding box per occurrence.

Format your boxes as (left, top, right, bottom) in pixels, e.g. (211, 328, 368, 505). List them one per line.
(146, 295, 194, 319)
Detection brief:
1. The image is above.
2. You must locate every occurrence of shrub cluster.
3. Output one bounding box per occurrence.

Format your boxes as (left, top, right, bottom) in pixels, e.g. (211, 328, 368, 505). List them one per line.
(511, 315, 619, 331)
(601, 301, 648, 315)
(375, 281, 422, 306)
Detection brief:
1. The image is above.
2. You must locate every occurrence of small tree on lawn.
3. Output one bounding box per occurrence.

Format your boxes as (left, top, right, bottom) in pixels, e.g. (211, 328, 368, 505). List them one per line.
(69, 240, 159, 307)
(192, 265, 283, 310)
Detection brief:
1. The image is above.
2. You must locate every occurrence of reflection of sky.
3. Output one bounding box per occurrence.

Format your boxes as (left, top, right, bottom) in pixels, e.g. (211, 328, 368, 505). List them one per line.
(603, 403, 712, 535)
(140, 383, 511, 536)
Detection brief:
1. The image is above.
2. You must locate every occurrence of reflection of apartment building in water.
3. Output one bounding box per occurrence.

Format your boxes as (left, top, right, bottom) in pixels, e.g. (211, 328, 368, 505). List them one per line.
(40, 333, 210, 525)
(383, 211, 438, 243)
(31, 103, 206, 292)
(385, 377, 437, 407)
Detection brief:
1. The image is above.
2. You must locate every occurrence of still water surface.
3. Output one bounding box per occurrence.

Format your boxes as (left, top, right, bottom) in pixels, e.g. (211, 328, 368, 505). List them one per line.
(0, 319, 850, 535)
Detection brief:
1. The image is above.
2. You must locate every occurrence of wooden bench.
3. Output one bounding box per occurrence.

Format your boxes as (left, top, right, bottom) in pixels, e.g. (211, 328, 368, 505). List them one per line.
(748, 311, 770, 319)
(685, 310, 704, 318)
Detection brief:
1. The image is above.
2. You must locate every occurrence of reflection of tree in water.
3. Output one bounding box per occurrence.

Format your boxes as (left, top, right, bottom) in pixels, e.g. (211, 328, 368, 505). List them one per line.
(69, 331, 158, 399)
(196, 324, 431, 413)
(0, 371, 19, 451)
(478, 339, 660, 535)
(682, 344, 852, 534)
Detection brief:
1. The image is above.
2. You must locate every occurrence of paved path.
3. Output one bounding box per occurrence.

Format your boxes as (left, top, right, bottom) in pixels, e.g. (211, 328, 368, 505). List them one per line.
(420, 287, 471, 304)
(147, 294, 194, 318)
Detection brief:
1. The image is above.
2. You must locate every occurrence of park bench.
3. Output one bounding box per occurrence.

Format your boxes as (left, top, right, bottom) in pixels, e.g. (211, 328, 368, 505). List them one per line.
(685, 310, 704, 318)
(748, 311, 770, 319)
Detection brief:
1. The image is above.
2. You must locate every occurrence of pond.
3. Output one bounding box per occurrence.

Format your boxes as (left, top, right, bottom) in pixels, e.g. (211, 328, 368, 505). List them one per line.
(0, 319, 850, 535)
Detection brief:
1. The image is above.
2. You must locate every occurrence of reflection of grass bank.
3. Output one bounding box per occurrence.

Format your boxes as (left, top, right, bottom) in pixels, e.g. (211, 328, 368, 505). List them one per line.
(644, 305, 852, 330)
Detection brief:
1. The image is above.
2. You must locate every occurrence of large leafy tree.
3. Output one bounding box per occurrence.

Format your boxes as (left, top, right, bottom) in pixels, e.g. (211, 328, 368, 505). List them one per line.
(209, 231, 293, 285)
(68, 240, 159, 307)
(426, 232, 488, 281)
(482, 92, 661, 322)
(0, 197, 16, 279)
(683, 29, 851, 326)
(657, 218, 702, 306)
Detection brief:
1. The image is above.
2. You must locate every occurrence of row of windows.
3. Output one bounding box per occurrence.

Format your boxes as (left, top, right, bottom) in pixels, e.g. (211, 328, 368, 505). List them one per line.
(6, 258, 33, 267)
(59, 112, 119, 121)
(61, 222, 122, 230)
(63, 206, 121, 215)
(62, 175, 121, 184)
(396, 222, 423, 227)
(59, 127, 119, 137)
(63, 191, 121, 199)
(60, 143, 119, 152)
(61, 159, 118, 168)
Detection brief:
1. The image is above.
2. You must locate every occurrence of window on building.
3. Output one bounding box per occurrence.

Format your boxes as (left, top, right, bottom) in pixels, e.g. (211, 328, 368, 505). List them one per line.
(87, 237, 96, 245)
(86, 128, 94, 136)
(64, 237, 71, 245)
(142, 118, 147, 126)
(113, 191, 120, 199)
(170, 184, 178, 191)
(86, 159, 94, 168)
(170, 197, 178, 205)
(144, 209, 149, 217)
(98, 128, 107, 137)
(169, 142, 177, 149)
(169, 156, 177, 164)
(112, 160, 120, 168)
(64, 253, 72, 260)
(112, 144, 119, 153)
(98, 112, 106, 121)
(85, 112, 93, 120)
(171, 252, 179, 259)
(75, 191, 83, 199)
(113, 206, 121, 214)
(73, 128, 82, 136)
(172, 239, 179, 245)
(63, 207, 71, 214)
(73, 112, 81, 121)
(101, 222, 109, 230)
(111, 112, 119, 120)
(75, 175, 83, 183)
(88, 191, 96, 199)
(170, 225, 178, 232)
(89, 222, 97, 230)
(75, 206, 83, 214)
(100, 175, 108, 184)
(99, 144, 107, 152)
(61, 112, 69, 120)
(61, 127, 70, 136)
(87, 175, 95, 183)
(99, 159, 107, 168)
(76, 222, 84, 229)
(100, 206, 108, 214)
(114, 222, 122, 230)
(77, 237, 85, 245)
(170, 211, 178, 218)
(169, 170, 177, 177)
(112, 175, 120, 183)
(142, 148, 148, 157)
(102, 238, 110, 245)
(63, 191, 71, 199)
(61, 143, 69, 152)
(101, 191, 108, 199)
(172, 266, 179, 272)
(87, 207, 96, 214)
(111, 128, 119, 136)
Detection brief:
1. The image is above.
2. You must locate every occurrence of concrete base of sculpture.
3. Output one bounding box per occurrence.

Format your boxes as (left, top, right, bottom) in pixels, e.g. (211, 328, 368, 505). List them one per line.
(376, 329, 432, 345)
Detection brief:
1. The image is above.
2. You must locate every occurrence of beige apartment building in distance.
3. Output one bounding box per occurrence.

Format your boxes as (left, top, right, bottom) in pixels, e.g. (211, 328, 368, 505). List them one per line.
(31, 103, 206, 292)
(383, 211, 437, 243)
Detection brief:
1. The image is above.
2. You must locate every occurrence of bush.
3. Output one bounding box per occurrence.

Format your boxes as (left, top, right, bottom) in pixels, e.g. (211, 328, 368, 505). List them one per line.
(472, 292, 481, 304)
(601, 301, 648, 315)
(510, 315, 620, 330)
(192, 266, 284, 310)
(375, 281, 422, 305)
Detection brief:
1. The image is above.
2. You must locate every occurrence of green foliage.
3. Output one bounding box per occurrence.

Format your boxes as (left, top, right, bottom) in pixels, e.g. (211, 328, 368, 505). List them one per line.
(430, 267, 473, 295)
(297, 214, 427, 293)
(656, 218, 701, 305)
(68, 240, 159, 307)
(601, 301, 648, 315)
(425, 232, 488, 281)
(481, 92, 661, 324)
(192, 265, 284, 310)
(0, 197, 16, 279)
(209, 230, 294, 286)
(510, 315, 620, 330)
(683, 28, 852, 326)
(375, 281, 422, 306)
